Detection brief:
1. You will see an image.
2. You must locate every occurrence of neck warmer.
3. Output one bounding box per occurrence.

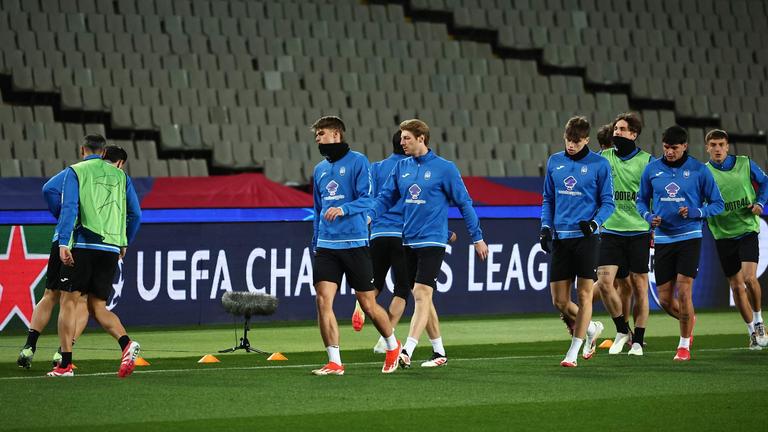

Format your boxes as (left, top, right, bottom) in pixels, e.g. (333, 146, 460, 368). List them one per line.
(318, 142, 350, 163)
(612, 136, 636, 158)
(662, 151, 688, 168)
(566, 145, 590, 161)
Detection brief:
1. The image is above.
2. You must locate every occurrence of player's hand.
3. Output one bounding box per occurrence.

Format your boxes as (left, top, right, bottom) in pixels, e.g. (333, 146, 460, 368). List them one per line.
(60, 246, 74, 267)
(651, 215, 662, 227)
(367, 215, 372, 225)
(539, 227, 552, 253)
(678, 206, 689, 218)
(324, 207, 344, 221)
(578, 220, 598, 237)
(120, 247, 127, 259)
(448, 231, 457, 243)
(750, 203, 764, 215)
(474, 240, 489, 260)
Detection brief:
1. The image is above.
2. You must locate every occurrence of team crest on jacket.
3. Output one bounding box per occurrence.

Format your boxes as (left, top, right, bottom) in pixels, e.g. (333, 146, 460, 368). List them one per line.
(665, 182, 680, 198)
(339, 166, 346, 176)
(580, 166, 588, 175)
(683, 170, 690, 178)
(326, 180, 339, 196)
(425, 170, 431, 180)
(564, 176, 577, 191)
(409, 184, 422, 199)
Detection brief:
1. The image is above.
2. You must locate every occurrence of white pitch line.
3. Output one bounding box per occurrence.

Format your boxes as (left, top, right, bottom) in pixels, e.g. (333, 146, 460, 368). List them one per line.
(0, 346, 751, 381)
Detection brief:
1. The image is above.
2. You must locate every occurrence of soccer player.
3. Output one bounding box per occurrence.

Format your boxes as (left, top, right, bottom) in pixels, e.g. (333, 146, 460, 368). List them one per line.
(48, 135, 142, 377)
(359, 119, 488, 369)
(310, 116, 401, 375)
(637, 125, 724, 361)
(540, 116, 614, 367)
(597, 123, 614, 151)
(368, 130, 454, 367)
(704, 129, 768, 349)
(595, 113, 653, 356)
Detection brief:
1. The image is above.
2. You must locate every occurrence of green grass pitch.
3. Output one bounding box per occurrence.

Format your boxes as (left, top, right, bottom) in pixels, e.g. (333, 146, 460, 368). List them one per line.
(0, 311, 766, 431)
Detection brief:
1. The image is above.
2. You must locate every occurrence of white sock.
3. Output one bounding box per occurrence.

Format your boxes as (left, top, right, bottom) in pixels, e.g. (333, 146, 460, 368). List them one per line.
(678, 337, 690, 349)
(326, 346, 341, 365)
(384, 334, 398, 351)
(404, 337, 418, 357)
(587, 321, 597, 337)
(565, 337, 583, 362)
(430, 337, 445, 356)
(753, 310, 763, 324)
(748, 322, 755, 335)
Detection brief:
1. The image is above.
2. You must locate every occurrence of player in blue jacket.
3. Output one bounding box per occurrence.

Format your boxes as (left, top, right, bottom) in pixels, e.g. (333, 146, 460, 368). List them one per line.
(344, 119, 488, 369)
(17, 145, 127, 370)
(636, 125, 724, 361)
(309, 116, 401, 376)
(540, 116, 615, 367)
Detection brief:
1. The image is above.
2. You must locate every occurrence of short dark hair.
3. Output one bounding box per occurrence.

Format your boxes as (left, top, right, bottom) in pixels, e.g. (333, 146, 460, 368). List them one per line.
(82, 134, 106, 152)
(614, 112, 643, 135)
(662, 125, 688, 146)
(597, 123, 613, 148)
(564, 116, 590, 142)
(705, 129, 729, 144)
(392, 130, 401, 147)
(311, 116, 345, 140)
(400, 119, 430, 145)
(103, 145, 128, 163)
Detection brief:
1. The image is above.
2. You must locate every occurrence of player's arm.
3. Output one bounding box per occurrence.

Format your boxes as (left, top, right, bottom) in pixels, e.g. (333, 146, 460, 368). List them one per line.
(312, 169, 322, 252)
(56, 168, 80, 266)
(636, 165, 660, 226)
(540, 158, 555, 231)
(692, 166, 724, 219)
(590, 161, 615, 226)
(445, 163, 487, 259)
(42, 169, 67, 219)
(750, 159, 768, 214)
(125, 175, 142, 244)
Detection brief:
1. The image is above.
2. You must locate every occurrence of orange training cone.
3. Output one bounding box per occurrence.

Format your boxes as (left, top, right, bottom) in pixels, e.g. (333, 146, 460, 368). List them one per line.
(599, 339, 613, 349)
(198, 354, 221, 363)
(267, 352, 288, 361)
(135, 357, 150, 366)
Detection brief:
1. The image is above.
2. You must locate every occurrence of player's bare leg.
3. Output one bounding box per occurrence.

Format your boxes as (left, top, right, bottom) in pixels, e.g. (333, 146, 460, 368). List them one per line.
(628, 272, 649, 354)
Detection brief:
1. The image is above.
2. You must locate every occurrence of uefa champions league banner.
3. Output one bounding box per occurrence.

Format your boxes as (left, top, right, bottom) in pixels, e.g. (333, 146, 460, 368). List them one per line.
(3, 219, 768, 329)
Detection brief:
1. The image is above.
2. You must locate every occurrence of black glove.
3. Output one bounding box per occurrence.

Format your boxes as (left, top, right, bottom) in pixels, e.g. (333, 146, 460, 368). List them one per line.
(578, 220, 598, 237)
(539, 227, 552, 253)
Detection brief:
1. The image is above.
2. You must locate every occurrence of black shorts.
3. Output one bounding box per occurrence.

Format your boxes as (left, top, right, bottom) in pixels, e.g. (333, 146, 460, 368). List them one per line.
(313, 247, 375, 292)
(59, 248, 119, 300)
(45, 241, 62, 290)
(550, 236, 599, 282)
(370, 236, 411, 300)
(598, 233, 651, 275)
(715, 232, 759, 277)
(404, 246, 445, 290)
(653, 238, 702, 286)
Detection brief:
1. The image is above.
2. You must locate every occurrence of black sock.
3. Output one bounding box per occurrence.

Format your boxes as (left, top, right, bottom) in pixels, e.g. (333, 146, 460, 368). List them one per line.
(634, 327, 645, 346)
(612, 315, 630, 334)
(118, 335, 130, 351)
(60, 352, 72, 368)
(25, 329, 41, 352)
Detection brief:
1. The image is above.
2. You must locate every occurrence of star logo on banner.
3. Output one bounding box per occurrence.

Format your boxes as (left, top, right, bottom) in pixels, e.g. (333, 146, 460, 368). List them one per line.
(0, 226, 49, 331)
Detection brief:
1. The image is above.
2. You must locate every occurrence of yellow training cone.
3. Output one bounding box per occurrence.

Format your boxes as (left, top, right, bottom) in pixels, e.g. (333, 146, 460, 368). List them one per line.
(267, 352, 288, 361)
(135, 357, 151, 366)
(599, 339, 613, 349)
(198, 354, 221, 363)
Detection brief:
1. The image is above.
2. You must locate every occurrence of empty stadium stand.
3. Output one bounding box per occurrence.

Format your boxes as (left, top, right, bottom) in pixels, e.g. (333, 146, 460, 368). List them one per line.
(0, 0, 766, 182)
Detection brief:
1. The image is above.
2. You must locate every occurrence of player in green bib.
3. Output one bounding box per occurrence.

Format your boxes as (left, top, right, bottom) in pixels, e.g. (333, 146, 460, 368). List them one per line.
(705, 129, 768, 349)
(595, 113, 653, 356)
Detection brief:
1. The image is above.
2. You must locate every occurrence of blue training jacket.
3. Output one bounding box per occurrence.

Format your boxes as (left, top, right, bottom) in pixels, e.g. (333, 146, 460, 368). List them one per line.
(636, 154, 724, 244)
(312, 150, 372, 250)
(363, 150, 483, 248)
(57, 155, 142, 254)
(541, 150, 615, 239)
(370, 152, 407, 239)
